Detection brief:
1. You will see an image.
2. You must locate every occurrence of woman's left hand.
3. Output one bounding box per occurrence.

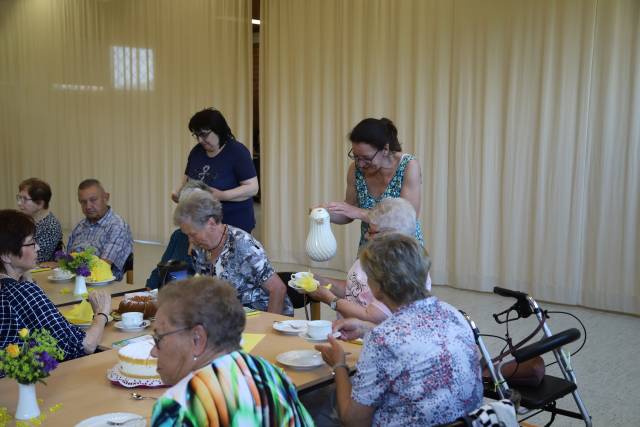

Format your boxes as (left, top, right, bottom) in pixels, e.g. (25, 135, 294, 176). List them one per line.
(325, 202, 366, 222)
(209, 186, 227, 201)
(315, 334, 346, 367)
(308, 285, 334, 304)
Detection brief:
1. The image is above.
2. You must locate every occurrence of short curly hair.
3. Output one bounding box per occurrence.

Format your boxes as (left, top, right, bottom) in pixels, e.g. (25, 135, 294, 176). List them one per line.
(158, 276, 245, 353)
(360, 233, 431, 306)
(173, 190, 223, 228)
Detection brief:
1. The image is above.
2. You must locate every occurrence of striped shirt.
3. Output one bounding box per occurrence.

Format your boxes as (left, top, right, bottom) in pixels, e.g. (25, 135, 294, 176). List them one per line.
(151, 351, 314, 426)
(67, 207, 133, 281)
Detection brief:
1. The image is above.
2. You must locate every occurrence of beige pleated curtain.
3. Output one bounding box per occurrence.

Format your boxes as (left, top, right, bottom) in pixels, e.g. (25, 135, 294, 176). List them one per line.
(0, 0, 252, 243)
(260, 0, 640, 314)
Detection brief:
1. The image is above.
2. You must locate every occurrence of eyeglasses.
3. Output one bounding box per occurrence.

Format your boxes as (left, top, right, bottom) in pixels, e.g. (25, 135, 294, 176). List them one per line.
(15, 195, 33, 203)
(192, 130, 213, 140)
(152, 327, 191, 349)
(22, 241, 37, 248)
(347, 148, 381, 166)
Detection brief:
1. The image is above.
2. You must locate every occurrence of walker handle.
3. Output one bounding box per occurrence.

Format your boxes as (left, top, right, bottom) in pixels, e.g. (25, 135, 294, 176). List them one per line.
(493, 287, 528, 300)
(513, 328, 580, 363)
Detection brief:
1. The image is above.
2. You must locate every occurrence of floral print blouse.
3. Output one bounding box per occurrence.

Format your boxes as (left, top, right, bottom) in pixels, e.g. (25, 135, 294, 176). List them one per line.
(351, 297, 483, 426)
(192, 226, 293, 316)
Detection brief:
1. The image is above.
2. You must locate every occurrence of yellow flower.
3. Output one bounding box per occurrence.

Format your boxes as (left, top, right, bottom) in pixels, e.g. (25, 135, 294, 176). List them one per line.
(18, 328, 29, 338)
(6, 343, 20, 358)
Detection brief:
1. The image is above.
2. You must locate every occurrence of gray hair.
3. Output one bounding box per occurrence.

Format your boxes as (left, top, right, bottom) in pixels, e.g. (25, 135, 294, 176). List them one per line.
(173, 190, 223, 228)
(158, 276, 245, 352)
(178, 180, 210, 202)
(369, 197, 416, 236)
(360, 233, 431, 306)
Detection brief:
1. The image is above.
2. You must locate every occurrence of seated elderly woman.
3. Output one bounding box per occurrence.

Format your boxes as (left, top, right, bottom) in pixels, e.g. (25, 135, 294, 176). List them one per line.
(309, 197, 431, 324)
(174, 190, 292, 315)
(0, 210, 111, 367)
(16, 178, 63, 263)
(315, 234, 482, 426)
(150, 276, 313, 425)
(146, 181, 209, 289)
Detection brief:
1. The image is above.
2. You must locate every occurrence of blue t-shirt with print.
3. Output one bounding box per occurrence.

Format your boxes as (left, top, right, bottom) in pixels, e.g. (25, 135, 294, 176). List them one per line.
(185, 139, 257, 232)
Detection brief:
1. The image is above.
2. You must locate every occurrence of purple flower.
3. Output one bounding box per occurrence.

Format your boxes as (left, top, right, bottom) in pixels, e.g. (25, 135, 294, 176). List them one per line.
(77, 265, 91, 277)
(37, 351, 58, 374)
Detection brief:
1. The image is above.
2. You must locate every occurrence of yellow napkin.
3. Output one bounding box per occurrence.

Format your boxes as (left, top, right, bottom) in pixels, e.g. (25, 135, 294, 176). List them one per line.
(241, 333, 265, 352)
(62, 299, 94, 324)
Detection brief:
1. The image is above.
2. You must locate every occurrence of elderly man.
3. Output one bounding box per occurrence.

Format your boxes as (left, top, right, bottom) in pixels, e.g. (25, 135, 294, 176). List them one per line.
(67, 179, 133, 281)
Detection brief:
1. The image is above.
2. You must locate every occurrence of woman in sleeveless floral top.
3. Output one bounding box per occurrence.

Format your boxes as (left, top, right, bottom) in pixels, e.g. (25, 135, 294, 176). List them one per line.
(325, 117, 424, 247)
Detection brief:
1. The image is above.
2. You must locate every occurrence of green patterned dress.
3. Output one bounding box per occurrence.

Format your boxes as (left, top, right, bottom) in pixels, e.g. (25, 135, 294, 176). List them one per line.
(151, 351, 314, 426)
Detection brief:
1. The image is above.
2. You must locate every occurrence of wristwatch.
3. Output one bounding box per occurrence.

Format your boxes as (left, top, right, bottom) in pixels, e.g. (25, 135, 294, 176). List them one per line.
(329, 297, 340, 311)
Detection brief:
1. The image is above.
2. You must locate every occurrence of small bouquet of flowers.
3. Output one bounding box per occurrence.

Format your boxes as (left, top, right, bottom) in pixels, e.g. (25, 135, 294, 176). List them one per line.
(55, 247, 96, 277)
(0, 328, 64, 384)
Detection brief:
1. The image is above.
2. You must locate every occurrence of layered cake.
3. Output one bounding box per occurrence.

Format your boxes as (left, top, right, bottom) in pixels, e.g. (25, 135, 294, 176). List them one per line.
(90, 257, 113, 282)
(118, 341, 160, 380)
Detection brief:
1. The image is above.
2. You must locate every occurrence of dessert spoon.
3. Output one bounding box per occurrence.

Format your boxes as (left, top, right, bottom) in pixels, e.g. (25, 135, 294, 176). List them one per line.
(130, 392, 157, 400)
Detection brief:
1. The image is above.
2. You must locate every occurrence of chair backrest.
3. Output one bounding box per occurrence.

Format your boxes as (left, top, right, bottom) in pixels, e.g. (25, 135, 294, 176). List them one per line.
(124, 253, 134, 284)
(277, 271, 308, 309)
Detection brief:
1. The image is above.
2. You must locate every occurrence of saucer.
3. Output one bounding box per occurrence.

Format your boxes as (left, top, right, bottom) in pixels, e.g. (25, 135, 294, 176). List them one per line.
(48, 274, 75, 282)
(273, 320, 308, 335)
(75, 412, 146, 427)
(115, 320, 151, 332)
(276, 350, 325, 370)
(87, 276, 116, 286)
(298, 331, 340, 343)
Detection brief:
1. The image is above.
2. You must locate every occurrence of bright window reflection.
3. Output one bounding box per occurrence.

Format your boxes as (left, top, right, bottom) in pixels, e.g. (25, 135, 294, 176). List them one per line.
(112, 46, 155, 90)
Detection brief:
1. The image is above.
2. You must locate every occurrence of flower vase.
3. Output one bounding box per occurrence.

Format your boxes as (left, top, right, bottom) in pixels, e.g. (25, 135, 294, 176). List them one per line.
(74, 275, 87, 295)
(15, 382, 40, 420)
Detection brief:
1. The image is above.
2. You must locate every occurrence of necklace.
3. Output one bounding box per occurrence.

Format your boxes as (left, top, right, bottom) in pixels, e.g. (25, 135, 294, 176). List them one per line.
(205, 225, 227, 259)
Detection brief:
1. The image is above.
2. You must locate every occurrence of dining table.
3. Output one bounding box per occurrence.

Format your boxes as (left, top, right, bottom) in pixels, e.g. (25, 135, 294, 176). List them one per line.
(32, 269, 147, 307)
(1, 304, 362, 426)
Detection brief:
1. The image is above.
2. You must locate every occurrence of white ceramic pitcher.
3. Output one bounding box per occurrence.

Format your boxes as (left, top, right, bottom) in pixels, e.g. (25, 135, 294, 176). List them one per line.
(305, 208, 337, 262)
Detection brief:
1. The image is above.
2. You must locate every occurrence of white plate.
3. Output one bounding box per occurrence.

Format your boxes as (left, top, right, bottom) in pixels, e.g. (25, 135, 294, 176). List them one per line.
(48, 274, 75, 282)
(273, 320, 308, 335)
(114, 320, 151, 332)
(276, 349, 325, 370)
(75, 412, 146, 427)
(87, 276, 116, 286)
(298, 331, 340, 343)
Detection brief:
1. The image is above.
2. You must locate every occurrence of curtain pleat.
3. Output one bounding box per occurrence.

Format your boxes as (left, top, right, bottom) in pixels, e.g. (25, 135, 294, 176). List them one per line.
(0, 0, 252, 243)
(261, 0, 640, 314)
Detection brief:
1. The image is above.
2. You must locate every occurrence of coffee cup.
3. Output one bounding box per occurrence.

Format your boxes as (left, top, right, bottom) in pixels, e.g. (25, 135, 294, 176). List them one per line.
(121, 312, 143, 328)
(307, 320, 332, 340)
(291, 272, 313, 282)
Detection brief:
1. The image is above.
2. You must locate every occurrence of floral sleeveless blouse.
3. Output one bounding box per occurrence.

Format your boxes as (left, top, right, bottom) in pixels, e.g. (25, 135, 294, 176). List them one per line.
(355, 153, 424, 247)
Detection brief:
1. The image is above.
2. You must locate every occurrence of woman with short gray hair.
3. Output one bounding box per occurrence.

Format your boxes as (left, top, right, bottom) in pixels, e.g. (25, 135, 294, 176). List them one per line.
(174, 191, 292, 315)
(309, 197, 431, 323)
(150, 277, 312, 425)
(316, 234, 482, 426)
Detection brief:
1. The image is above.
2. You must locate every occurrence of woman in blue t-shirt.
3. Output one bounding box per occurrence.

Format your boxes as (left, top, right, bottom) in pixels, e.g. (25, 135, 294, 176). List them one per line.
(172, 108, 259, 233)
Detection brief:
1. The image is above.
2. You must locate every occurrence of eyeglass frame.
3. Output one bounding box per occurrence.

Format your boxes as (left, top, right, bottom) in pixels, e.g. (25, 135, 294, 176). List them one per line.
(347, 148, 381, 165)
(192, 129, 213, 140)
(152, 326, 193, 349)
(15, 195, 33, 203)
(22, 241, 37, 248)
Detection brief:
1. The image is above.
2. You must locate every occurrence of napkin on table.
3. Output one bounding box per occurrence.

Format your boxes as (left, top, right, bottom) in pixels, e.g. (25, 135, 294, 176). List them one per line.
(62, 299, 94, 324)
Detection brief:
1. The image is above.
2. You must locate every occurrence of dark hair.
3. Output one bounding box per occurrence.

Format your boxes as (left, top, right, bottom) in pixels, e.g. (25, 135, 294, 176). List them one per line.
(188, 108, 235, 149)
(0, 210, 36, 273)
(360, 233, 431, 306)
(158, 276, 245, 353)
(78, 178, 104, 191)
(19, 178, 52, 209)
(349, 117, 402, 152)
